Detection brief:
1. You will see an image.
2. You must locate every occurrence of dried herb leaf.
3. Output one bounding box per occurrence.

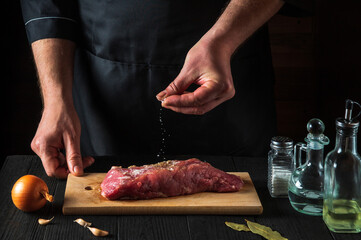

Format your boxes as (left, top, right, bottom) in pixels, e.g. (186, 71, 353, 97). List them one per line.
(245, 219, 288, 240)
(225, 222, 251, 232)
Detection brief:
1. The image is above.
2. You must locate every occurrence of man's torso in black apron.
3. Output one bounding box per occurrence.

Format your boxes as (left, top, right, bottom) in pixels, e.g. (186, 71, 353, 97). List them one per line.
(72, 0, 276, 157)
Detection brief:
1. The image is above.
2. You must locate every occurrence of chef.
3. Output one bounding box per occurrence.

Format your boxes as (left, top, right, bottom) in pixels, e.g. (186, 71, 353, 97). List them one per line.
(20, 0, 312, 178)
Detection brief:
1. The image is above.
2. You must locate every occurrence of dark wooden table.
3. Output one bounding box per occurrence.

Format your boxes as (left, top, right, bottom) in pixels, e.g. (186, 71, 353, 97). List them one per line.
(0, 155, 358, 240)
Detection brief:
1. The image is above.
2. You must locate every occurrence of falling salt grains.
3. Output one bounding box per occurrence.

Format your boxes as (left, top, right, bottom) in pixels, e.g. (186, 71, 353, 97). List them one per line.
(157, 106, 169, 161)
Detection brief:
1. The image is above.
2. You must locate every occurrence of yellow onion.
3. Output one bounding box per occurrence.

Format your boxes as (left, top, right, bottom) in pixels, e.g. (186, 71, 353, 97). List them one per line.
(11, 175, 53, 212)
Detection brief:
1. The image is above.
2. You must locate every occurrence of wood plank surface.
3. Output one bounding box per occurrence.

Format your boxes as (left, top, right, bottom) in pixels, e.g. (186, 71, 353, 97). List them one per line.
(1, 155, 357, 240)
(63, 172, 262, 215)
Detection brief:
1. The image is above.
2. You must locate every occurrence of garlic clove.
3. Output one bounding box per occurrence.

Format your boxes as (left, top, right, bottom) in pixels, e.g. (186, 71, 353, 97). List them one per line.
(38, 216, 54, 225)
(87, 226, 109, 237)
(74, 218, 92, 227)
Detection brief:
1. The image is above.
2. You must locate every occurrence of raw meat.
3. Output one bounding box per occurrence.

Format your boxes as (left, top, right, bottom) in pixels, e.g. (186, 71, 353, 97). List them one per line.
(100, 158, 244, 200)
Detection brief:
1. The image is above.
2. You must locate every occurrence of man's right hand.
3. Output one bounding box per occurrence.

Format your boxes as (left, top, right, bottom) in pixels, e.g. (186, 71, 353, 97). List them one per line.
(31, 103, 94, 179)
(30, 39, 94, 179)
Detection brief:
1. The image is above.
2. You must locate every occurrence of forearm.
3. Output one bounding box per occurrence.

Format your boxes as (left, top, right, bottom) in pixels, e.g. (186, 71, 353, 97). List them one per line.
(31, 38, 76, 109)
(200, 0, 284, 57)
(30, 38, 91, 178)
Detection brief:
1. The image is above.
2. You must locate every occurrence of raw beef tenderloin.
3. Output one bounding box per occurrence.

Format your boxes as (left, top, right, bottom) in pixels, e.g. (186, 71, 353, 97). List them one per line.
(101, 158, 244, 200)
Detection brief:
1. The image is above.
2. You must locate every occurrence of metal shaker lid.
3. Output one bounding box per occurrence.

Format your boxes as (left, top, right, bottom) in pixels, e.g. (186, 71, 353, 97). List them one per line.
(270, 136, 293, 149)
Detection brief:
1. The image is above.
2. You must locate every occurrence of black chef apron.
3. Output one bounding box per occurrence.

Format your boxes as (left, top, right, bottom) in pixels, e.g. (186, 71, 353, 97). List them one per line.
(24, 0, 277, 158)
(72, 0, 277, 158)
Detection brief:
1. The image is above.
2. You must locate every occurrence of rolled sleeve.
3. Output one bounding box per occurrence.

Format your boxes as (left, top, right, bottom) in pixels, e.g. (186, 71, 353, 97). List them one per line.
(20, 0, 79, 44)
(280, 0, 315, 17)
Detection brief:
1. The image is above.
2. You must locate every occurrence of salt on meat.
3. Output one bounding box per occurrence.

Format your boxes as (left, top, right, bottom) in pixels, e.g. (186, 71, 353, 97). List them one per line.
(100, 158, 244, 200)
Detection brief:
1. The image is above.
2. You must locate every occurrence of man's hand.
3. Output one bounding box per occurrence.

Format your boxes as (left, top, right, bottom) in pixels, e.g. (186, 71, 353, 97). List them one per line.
(31, 38, 94, 178)
(157, 0, 284, 114)
(156, 40, 234, 115)
(31, 103, 94, 179)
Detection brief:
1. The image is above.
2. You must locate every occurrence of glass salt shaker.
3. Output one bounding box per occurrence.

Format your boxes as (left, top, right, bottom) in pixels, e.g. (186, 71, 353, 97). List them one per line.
(268, 136, 294, 198)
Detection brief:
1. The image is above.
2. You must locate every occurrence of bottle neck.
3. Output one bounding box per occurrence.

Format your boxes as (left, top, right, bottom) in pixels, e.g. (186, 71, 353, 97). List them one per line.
(334, 127, 358, 153)
(306, 141, 325, 168)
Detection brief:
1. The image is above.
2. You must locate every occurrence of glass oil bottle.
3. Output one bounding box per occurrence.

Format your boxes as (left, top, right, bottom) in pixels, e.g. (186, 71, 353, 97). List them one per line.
(323, 99, 361, 233)
(288, 118, 330, 215)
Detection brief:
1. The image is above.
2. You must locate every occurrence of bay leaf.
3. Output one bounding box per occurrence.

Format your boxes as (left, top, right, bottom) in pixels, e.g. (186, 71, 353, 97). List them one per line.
(245, 219, 288, 240)
(225, 221, 251, 232)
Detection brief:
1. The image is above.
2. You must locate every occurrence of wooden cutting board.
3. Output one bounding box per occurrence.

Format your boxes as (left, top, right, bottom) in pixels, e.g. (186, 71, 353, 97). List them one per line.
(62, 172, 262, 215)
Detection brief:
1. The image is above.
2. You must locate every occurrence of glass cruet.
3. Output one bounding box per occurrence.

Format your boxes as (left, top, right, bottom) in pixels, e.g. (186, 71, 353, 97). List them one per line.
(288, 118, 330, 216)
(323, 99, 361, 233)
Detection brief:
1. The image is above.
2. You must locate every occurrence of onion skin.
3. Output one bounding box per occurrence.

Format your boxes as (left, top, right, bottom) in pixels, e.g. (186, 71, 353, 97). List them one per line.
(11, 175, 53, 212)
